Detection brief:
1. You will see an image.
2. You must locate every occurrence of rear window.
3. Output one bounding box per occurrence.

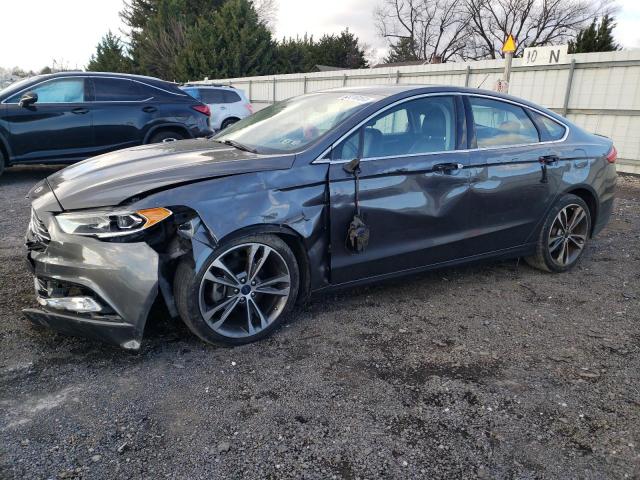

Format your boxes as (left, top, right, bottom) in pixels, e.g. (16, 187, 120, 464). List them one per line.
(92, 78, 148, 101)
(530, 111, 566, 141)
(470, 97, 539, 147)
(199, 88, 241, 104)
(223, 90, 241, 103)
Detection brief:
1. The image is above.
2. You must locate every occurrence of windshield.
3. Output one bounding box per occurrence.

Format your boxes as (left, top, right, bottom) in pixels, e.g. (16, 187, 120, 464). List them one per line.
(0, 75, 43, 99)
(213, 92, 381, 154)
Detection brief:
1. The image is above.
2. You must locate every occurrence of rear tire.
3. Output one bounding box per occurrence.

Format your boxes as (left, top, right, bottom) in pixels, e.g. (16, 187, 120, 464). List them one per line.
(525, 194, 591, 273)
(148, 130, 184, 144)
(174, 233, 299, 346)
(221, 118, 239, 130)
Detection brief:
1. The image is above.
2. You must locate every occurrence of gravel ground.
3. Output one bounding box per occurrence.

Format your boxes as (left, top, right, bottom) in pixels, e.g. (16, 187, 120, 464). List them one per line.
(1, 167, 639, 479)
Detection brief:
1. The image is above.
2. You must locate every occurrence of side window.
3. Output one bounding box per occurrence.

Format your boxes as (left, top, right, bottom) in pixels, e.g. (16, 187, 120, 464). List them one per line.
(200, 89, 225, 104)
(333, 96, 457, 160)
(181, 88, 200, 100)
(364, 96, 456, 158)
(7, 78, 86, 103)
(223, 90, 241, 103)
(470, 97, 539, 147)
(371, 108, 409, 135)
(93, 78, 146, 101)
(529, 110, 566, 141)
(333, 130, 359, 161)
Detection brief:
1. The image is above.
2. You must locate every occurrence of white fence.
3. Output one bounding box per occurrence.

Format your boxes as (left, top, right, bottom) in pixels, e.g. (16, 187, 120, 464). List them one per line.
(202, 50, 640, 174)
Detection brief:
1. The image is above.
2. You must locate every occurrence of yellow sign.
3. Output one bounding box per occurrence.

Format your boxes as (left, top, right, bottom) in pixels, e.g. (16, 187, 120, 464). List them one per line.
(502, 35, 516, 53)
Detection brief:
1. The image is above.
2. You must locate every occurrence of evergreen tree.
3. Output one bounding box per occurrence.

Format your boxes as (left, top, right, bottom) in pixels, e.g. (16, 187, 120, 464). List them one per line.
(569, 15, 620, 54)
(87, 31, 133, 73)
(177, 0, 277, 81)
(312, 30, 368, 69)
(384, 37, 419, 64)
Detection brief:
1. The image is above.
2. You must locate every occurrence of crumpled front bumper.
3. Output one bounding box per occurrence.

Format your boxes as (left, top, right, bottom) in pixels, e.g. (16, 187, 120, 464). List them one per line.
(24, 211, 159, 350)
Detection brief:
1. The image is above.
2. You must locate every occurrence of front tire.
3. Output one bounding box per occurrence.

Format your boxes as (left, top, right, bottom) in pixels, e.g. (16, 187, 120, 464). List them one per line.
(525, 194, 591, 273)
(174, 234, 299, 346)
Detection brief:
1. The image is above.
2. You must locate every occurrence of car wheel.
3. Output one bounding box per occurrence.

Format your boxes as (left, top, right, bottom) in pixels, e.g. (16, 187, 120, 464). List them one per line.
(149, 130, 184, 144)
(221, 118, 239, 130)
(174, 234, 300, 346)
(525, 194, 591, 273)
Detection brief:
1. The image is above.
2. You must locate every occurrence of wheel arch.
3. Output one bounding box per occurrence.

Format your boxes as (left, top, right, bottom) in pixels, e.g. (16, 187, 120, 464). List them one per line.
(143, 124, 192, 144)
(563, 185, 599, 236)
(0, 132, 11, 165)
(215, 224, 312, 302)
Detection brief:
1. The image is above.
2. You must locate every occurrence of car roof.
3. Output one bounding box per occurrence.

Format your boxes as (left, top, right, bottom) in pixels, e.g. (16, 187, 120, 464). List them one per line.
(32, 71, 175, 86)
(315, 84, 564, 122)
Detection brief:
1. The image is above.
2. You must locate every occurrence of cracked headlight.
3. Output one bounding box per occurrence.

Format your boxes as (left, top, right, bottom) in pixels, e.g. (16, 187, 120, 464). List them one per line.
(56, 207, 172, 238)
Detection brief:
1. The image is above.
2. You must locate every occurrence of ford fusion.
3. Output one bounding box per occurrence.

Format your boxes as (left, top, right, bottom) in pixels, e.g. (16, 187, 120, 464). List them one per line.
(24, 86, 617, 350)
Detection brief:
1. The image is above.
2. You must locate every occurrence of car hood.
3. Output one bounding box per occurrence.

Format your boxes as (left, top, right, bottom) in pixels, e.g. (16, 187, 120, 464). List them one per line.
(47, 139, 295, 210)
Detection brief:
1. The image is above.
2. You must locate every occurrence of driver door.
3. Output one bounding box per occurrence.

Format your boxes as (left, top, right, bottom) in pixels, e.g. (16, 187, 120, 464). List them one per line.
(4, 77, 94, 162)
(328, 95, 475, 285)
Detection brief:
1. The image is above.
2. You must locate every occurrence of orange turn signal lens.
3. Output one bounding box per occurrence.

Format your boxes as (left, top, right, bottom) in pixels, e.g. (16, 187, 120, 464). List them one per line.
(136, 208, 172, 228)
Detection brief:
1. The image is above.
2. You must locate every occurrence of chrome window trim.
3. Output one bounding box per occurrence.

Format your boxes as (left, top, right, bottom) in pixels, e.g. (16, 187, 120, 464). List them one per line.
(312, 91, 570, 165)
(1, 75, 188, 105)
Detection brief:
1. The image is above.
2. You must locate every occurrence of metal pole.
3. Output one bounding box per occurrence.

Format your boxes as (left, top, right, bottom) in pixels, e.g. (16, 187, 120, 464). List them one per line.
(563, 59, 576, 116)
(395, 69, 400, 84)
(464, 65, 471, 87)
(272, 77, 276, 103)
(248, 80, 252, 102)
(303, 76, 307, 94)
(343, 74, 347, 87)
(503, 51, 514, 89)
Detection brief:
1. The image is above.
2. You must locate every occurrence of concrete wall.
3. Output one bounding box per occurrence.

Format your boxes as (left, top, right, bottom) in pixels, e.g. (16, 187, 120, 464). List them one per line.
(201, 50, 640, 174)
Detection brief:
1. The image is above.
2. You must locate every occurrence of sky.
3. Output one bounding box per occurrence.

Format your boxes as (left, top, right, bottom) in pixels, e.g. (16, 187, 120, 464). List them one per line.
(0, 0, 639, 72)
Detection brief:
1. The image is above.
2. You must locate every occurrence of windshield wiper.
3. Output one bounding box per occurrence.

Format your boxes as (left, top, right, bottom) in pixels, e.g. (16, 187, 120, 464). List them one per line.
(216, 139, 258, 154)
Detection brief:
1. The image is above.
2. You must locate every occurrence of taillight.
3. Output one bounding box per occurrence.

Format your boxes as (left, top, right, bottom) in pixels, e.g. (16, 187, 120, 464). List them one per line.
(246, 103, 254, 114)
(192, 104, 211, 116)
(606, 145, 617, 163)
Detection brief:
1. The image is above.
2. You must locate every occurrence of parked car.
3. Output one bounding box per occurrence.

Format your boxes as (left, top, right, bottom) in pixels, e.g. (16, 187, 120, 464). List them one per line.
(0, 72, 212, 175)
(24, 85, 617, 350)
(180, 84, 252, 131)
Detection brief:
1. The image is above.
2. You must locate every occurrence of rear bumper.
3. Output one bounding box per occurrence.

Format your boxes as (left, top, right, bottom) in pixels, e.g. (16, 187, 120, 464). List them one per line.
(24, 212, 159, 350)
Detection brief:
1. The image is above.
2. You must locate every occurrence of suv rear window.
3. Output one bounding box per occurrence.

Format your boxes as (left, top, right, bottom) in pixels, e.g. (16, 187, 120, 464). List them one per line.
(92, 78, 148, 102)
(199, 88, 241, 104)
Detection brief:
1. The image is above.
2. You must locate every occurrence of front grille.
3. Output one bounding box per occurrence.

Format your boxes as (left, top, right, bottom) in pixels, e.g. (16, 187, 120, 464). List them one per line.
(26, 209, 51, 251)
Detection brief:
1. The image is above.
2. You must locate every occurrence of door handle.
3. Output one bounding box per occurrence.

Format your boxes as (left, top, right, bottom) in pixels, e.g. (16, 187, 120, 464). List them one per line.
(142, 106, 157, 113)
(71, 107, 89, 115)
(433, 162, 463, 173)
(539, 155, 559, 165)
(538, 155, 559, 183)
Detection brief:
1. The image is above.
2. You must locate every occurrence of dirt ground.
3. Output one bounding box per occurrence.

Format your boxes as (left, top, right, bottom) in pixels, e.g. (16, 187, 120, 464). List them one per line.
(0, 167, 639, 479)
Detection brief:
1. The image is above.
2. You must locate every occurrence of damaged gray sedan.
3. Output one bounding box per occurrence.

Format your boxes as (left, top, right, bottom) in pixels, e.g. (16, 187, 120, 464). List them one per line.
(24, 86, 617, 350)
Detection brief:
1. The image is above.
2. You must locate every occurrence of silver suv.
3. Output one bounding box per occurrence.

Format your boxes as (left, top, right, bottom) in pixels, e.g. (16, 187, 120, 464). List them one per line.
(180, 84, 253, 131)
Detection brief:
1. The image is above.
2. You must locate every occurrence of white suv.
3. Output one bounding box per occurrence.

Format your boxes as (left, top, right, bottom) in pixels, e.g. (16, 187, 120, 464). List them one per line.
(180, 85, 253, 131)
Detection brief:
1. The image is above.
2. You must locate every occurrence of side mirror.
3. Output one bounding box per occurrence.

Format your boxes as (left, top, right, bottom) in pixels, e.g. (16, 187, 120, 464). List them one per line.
(19, 92, 38, 108)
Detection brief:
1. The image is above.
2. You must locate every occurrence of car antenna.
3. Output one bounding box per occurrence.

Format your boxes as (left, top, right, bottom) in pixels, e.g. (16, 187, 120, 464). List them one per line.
(476, 74, 490, 89)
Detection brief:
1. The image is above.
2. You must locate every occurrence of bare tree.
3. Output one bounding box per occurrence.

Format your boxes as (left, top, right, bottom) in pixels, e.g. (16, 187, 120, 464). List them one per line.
(375, 0, 615, 62)
(375, 0, 470, 63)
(465, 0, 615, 59)
(254, 0, 279, 31)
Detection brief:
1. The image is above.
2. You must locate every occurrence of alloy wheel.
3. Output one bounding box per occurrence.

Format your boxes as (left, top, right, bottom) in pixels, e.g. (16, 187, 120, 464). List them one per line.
(547, 204, 589, 266)
(198, 243, 291, 338)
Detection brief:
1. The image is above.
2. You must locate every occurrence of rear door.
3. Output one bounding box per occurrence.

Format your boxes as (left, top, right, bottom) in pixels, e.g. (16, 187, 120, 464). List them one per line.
(90, 77, 153, 154)
(4, 77, 93, 162)
(464, 95, 564, 254)
(329, 94, 475, 284)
